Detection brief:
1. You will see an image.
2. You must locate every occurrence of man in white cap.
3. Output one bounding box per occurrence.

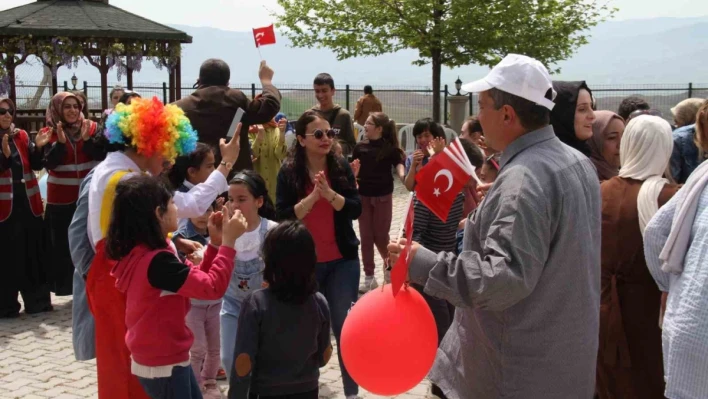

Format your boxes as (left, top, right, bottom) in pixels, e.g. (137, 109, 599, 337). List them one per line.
(389, 54, 601, 399)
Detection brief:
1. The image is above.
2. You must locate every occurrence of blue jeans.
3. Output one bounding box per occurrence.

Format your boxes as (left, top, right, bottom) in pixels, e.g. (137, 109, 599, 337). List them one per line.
(137, 365, 203, 399)
(316, 257, 361, 396)
(221, 256, 265, 380)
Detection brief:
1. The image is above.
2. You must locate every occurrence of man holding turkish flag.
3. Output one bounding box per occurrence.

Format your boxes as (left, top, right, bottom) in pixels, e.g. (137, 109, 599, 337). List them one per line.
(388, 54, 601, 399)
(253, 24, 276, 47)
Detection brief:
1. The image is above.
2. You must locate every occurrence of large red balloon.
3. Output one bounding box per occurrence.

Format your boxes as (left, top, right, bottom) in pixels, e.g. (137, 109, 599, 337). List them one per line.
(340, 284, 438, 396)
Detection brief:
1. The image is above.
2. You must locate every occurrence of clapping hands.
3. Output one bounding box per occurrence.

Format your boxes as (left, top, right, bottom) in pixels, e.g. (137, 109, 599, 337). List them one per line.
(208, 206, 248, 248)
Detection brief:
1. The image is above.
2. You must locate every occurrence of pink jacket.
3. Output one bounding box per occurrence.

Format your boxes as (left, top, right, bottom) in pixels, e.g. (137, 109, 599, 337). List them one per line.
(111, 242, 236, 367)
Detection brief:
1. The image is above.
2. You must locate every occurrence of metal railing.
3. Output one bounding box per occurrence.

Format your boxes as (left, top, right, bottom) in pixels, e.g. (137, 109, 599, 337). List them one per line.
(11, 81, 708, 126)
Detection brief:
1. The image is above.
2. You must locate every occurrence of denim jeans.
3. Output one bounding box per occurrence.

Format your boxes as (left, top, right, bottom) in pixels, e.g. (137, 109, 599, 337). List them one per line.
(316, 257, 361, 396)
(137, 365, 203, 399)
(221, 256, 264, 380)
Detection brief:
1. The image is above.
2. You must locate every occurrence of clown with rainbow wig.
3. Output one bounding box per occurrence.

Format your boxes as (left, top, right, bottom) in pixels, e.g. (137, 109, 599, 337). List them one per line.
(70, 97, 241, 399)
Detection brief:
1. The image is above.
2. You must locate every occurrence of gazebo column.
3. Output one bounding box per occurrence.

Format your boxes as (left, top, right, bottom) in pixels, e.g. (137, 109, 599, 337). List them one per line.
(5, 54, 27, 105)
(168, 65, 175, 103)
(127, 66, 134, 90)
(87, 55, 110, 110)
(41, 60, 61, 95)
(175, 58, 182, 100)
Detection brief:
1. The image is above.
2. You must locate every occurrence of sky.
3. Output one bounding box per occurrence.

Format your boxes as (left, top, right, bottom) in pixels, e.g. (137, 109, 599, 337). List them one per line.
(2, 0, 708, 31)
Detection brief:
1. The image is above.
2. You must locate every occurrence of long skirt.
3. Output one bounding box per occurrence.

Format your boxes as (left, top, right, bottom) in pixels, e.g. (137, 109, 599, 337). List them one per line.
(86, 240, 150, 399)
(0, 183, 52, 317)
(46, 203, 77, 296)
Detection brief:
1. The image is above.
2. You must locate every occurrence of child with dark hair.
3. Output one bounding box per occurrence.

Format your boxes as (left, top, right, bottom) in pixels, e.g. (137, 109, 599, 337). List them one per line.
(311, 73, 356, 156)
(228, 220, 332, 399)
(411, 138, 481, 341)
(412, 138, 483, 399)
(220, 169, 279, 381)
(168, 142, 219, 266)
(172, 199, 223, 398)
(404, 117, 446, 191)
(352, 112, 406, 291)
(106, 174, 248, 399)
(480, 153, 501, 184)
(167, 143, 216, 191)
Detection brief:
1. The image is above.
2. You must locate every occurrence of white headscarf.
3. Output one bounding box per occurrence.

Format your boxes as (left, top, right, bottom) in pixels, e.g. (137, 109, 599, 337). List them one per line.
(618, 115, 674, 235)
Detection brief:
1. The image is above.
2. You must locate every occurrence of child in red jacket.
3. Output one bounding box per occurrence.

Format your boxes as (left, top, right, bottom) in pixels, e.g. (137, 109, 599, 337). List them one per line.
(106, 174, 248, 399)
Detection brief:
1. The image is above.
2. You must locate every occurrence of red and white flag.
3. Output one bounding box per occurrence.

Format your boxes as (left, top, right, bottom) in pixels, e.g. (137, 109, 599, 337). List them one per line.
(252, 24, 276, 47)
(391, 194, 414, 296)
(415, 138, 475, 222)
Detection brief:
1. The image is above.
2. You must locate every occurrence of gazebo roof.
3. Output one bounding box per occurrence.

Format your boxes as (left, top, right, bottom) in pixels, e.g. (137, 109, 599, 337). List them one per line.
(0, 0, 192, 43)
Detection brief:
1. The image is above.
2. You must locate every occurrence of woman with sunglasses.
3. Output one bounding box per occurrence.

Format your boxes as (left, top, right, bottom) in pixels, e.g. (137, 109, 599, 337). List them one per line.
(275, 110, 362, 399)
(0, 98, 53, 318)
(36, 92, 106, 296)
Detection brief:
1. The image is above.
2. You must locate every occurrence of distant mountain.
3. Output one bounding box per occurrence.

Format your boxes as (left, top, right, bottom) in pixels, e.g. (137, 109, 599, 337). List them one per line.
(15, 16, 708, 87)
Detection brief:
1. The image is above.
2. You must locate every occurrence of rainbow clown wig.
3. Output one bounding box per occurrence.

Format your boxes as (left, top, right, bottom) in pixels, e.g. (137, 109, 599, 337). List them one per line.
(104, 96, 198, 162)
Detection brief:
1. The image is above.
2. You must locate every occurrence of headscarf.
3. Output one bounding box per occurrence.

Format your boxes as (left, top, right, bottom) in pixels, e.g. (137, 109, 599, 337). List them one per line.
(0, 98, 16, 135)
(46, 92, 84, 140)
(104, 96, 198, 163)
(618, 115, 673, 235)
(550, 81, 594, 155)
(659, 160, 708, 274)
(588, 110, 624, 181)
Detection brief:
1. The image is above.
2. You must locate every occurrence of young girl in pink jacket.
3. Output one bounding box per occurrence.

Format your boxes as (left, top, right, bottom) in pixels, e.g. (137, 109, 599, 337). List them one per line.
(106, 174, 248, 399)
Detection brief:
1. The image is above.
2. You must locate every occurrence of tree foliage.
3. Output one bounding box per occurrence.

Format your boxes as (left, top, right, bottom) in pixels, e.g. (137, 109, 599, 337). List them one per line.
(276, 0, 615, 122)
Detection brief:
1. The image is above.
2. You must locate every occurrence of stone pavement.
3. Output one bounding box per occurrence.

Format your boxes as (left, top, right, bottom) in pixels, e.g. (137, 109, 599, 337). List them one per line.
(0, 180, 437, 399)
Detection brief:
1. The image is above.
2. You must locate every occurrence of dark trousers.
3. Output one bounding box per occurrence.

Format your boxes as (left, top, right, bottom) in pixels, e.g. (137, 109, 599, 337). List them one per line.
(249, 389, 318, 399)
(0, 281, 51, 317)
(411, 283, 455, 346)
(138, 365, 203, 399)
(46, 203, 77, 296)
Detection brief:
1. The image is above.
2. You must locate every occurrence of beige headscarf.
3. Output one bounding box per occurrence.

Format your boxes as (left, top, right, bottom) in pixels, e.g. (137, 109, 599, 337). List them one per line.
(588, 110, 624, 181)
(618, 115, 673, 235)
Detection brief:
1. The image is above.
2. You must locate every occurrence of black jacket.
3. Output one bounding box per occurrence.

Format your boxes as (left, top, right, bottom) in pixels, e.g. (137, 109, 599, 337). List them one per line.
(275, 158, 361, 260)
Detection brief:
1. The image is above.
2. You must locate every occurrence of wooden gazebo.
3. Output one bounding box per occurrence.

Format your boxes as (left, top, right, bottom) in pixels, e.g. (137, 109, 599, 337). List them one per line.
(0, 0, 192, 112)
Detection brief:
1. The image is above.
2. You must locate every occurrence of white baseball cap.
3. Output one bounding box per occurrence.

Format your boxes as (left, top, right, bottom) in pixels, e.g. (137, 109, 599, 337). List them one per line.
(462, 54, 556, 110)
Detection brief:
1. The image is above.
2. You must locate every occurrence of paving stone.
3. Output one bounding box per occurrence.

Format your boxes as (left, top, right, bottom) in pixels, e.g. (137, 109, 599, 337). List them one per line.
(1, 180, 435, 398)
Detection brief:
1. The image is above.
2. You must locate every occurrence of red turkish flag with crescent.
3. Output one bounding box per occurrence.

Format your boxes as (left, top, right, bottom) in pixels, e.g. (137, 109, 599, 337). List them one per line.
(252, 24, 276, 47)
(415, 150, 471, 222)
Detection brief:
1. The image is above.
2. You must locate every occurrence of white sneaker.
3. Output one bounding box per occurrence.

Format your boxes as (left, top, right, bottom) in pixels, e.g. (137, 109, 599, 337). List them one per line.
(384, 267, 392, 284)
(359, 275, 378, 293)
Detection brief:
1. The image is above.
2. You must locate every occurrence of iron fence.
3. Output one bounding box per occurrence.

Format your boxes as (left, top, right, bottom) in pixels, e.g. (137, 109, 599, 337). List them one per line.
(12, 81, 708, 125)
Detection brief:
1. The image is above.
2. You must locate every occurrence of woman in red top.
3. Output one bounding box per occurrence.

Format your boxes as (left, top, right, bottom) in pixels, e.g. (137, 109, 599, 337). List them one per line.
(36, 92, 105, 296)
(275, 110, 362, 399)
(0, 98, 52, 318)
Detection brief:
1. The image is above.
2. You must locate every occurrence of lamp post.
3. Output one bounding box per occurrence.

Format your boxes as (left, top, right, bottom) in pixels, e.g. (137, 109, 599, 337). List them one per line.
(447, 76, 469, 132)
(71, 73, 78, 90)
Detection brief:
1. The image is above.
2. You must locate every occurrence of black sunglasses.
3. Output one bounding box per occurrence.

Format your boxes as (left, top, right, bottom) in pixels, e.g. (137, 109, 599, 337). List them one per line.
(0, 108, 13, 116)
(305, 129, 336, 140)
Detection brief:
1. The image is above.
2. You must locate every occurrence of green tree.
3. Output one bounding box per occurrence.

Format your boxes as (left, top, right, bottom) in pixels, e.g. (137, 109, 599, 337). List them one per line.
(275, 0, 615, 122)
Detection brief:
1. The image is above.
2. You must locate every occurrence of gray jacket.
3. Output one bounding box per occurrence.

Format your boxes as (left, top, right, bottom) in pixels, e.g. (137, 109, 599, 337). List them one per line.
(68, 168, 96, 361)
(409, 126, 601, 399)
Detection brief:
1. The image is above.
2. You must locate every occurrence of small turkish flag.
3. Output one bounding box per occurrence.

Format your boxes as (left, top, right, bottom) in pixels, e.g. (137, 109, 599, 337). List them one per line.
(252, 24, 276, 47)
(415, 149, 471, 222)
(391, 197, 414, 297)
